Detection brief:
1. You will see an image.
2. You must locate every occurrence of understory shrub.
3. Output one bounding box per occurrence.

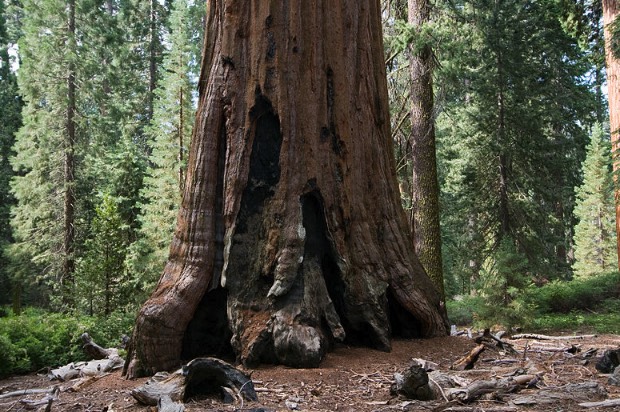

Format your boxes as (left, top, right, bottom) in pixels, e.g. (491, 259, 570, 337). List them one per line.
(0, 307, 135, 378)
(525, 272, 620, 314)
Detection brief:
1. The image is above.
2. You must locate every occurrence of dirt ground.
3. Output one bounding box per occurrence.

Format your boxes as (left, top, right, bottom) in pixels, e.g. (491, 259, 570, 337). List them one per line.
(2, 333, 620, 411)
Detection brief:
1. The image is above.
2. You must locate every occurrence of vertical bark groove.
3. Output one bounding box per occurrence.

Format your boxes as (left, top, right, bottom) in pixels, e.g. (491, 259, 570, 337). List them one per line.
(125, 0, 448, 378)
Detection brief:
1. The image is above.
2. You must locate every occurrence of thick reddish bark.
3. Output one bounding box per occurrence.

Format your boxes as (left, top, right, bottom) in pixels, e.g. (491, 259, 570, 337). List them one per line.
(603, 0, 620, 270)
(125, 0, 448, 378)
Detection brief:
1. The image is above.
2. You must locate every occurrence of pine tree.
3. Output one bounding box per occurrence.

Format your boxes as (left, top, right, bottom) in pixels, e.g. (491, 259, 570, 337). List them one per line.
(573, 124, 617, 277)
(76, 193, 130, 316)
(0, 0, 22, 306)
(10, 0, 80, 307)
(435, 0, 595, 294)
(125, 0, 202, 299)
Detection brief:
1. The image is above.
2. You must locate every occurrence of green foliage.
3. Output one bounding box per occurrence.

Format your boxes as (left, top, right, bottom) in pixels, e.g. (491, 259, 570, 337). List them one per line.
(385, 19, 437, 56)
(75, 193, 131, 316)
(525, 271, 620, 313)
(446, 296, 483, 326)
(0, 307, 136, 378)
(0, 0, 22, 305)
(572, 124, 617, 277)
(436, 0, 595, 293)
(473, 238, 535, 329)
(125, 0, 203, 299)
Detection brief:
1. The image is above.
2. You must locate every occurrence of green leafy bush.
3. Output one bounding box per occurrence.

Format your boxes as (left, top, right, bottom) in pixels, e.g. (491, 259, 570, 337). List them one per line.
(525, 272, 619, 314)
(0, 307, 135, 378)
(446, 296, 483, 326)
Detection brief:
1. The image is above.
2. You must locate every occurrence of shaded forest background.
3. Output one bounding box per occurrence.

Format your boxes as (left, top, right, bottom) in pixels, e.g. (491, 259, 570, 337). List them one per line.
(1, 0, 619, 375)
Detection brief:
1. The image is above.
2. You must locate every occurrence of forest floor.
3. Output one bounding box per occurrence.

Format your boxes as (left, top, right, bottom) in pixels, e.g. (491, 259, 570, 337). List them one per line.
(1, 333, 620, 411)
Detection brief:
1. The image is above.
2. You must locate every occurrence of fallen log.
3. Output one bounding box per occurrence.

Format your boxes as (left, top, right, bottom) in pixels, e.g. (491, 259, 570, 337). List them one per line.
(579, 398, 620, 408)
(445, 374, 537, 402)
(131, 357, 257, 406)
(511, 381, 606, 406)
(510, 333, 596, 340)
(0, 387, 57, 400)
(81, 332, 113, 360)
(451, 344, 485, 371)
(445, 376, 526, 402)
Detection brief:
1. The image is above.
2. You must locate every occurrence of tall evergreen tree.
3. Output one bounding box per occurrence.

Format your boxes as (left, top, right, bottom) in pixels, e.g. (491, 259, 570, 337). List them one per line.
(125, 0, 202, 299)
(435, 0, 595, 294)
(10, 0, 80, 306)
(573, 124, 617, 276)
(0, 0, 22, 305)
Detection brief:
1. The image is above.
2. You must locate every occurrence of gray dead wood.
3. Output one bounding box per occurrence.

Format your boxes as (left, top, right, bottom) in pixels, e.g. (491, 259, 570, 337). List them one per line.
(451, 344, 485, 371)
(0, 387, 57, 400)
(511, 381, 606, 406)
(131, 371, 185, 406)
(510, 333, 596, 340)
(446, 375, 537, 402)
(440, 407, 517, 412)
(609, 365, 620, 385)
(81, 333, 113, 359)
(16, 387, 59, 410)
(391, 364, 435, 400)
(131, 357, 257, 407)
(158, 394, 185, 412)
(596, 349, 620, 373)
(579, 398, 620, 408)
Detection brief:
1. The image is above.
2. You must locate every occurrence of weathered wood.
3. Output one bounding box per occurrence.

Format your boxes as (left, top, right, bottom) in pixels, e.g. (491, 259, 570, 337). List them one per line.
(596, 349, 620, 373)
(158, 394, 185, 412)
(131, 371, 185, 406)
(81, 332, 113, 359)
(131, 357, 257, 406)
(0, 387, 57, 400)
(579, 398, 620, 408)
(511, 381, 606, 406)
(391, 364, 435, 400)
(441, 407, 517, 412)
(510, 333, 596, 340)
(451, 344, 485, 371)
(446, 375, 536, 402)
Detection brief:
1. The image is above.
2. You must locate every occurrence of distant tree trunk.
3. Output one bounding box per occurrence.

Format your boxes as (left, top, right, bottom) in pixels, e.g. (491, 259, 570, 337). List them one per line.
(408, 0, 444, 298)
(125, 0, 448, 378)
(603, 0, 620, 270)
(147, 0, 157, 123)
(63, 0, 76, 288)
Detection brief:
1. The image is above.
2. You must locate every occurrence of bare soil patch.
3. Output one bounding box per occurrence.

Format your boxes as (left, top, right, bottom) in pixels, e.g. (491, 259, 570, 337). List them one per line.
(2, 334, 620, 411)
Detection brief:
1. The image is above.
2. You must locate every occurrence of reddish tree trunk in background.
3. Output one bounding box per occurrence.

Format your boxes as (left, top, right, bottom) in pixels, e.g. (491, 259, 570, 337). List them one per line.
(124, 0, 448, 378)
(603, 0, 620, 270)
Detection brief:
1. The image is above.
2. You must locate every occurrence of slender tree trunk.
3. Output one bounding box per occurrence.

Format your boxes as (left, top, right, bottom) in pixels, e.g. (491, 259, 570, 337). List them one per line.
(146, 0, 157, 123)
(408, 0, 444, 299)
(125, 0, 448, 378)
(178, 69, 184, 191)
(603, 0, 620, 270)
(63, 0, 76, 288)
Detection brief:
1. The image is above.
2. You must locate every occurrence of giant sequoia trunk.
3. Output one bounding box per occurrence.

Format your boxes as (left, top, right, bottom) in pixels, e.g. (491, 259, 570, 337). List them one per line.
(603, 0, 620, 270)
(125, 0, 448, 378)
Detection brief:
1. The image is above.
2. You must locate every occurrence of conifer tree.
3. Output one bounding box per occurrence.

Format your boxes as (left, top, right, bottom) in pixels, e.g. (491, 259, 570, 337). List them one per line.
(573, 124, 617, 277)
(76, 193, 130, 316)
(10, 0, 80, 306)
(435, 0, 596, 294)
(0, 0, 21, 305)
(125, 0, 202, 298)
